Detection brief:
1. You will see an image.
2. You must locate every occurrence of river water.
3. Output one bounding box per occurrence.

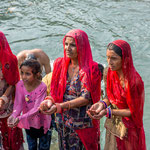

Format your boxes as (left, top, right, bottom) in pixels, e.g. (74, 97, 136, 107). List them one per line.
(0, 0, 150, 149)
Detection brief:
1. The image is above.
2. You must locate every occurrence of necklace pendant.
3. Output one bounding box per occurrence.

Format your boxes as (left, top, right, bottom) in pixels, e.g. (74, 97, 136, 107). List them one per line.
(25, 95, 29, 102)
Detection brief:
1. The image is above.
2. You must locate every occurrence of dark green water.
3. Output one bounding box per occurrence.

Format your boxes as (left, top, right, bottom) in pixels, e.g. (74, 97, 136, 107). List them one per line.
(0, 0, 150, 149)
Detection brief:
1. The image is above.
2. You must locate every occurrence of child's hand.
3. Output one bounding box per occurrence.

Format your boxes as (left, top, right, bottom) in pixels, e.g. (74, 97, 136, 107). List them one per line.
(7, 116, 19, 128)
(44, 104, 57, 115)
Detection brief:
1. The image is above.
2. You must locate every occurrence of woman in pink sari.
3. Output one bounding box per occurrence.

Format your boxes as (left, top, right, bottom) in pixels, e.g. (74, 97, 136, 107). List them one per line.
(87, 40, 146, 150)
(40, 29, 102, 150)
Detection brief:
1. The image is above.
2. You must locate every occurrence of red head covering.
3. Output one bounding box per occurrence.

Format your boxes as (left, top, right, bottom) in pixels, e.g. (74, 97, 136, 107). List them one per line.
(107, 40, 146, 149)
(51, 29, 101, 150)
(0, 31, 19, 85)
(51, 29, 101, 104)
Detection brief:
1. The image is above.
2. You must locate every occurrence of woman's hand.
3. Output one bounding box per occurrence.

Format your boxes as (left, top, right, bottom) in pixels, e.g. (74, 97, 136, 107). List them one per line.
(41, 104, 57, 115)
(39, 99, 55, 115)
(87, 102, 106, 120)
(7, 116, 19, 128)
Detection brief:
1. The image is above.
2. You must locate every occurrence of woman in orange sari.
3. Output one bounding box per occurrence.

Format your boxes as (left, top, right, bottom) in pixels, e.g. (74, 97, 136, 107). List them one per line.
(87, 40, 146, 150)
(40, 29, 102, 150)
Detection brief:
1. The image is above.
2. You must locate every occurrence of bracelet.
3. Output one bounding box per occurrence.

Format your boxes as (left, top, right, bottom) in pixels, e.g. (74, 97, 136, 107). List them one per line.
(45, 96, 55, 104)
(1, 95, 8, 103)
(55, 103, 62, 113)
(99, 100, 107, 108)
(105, 108, 112, 118)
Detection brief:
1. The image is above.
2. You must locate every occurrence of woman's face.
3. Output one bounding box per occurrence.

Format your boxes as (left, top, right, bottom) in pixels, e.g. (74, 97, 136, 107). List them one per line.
(106, 49, 122, 72)
(65, 37, 78, 60)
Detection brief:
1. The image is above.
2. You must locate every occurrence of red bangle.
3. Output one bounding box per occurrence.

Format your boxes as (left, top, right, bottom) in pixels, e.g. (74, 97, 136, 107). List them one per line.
(55, 103, 62, 113)
(45, 96, 55, 104)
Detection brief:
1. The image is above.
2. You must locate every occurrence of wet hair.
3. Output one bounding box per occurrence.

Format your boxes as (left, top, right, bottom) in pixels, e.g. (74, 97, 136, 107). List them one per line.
(25, 54, 37, 60)
(107, 43, 122, 57)
(20, 59, 42, 76)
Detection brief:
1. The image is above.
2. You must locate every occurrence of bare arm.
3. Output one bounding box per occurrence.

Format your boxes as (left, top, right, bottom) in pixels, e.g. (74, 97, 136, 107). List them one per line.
(40, 52, 51, 74)
(60, 97, 89, 109)
(44, 62, 51, 74)
(40, 96, 89, 115)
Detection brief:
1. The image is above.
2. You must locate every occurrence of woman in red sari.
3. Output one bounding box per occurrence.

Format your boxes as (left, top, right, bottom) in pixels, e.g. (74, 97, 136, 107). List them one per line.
(40, 29, 102, 150)
(87, 39, 146, 150)
(0, 31, 24, 150)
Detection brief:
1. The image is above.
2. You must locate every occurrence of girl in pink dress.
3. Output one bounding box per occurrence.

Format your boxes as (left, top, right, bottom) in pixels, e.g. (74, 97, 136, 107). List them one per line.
(8, 59, 51, 150)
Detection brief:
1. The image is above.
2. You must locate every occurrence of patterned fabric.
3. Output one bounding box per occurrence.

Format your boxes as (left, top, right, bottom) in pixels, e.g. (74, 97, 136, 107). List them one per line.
(0, 68, 13, 118)
(0, 68, 24, 150)
(57, 123, 85, 150)
(56, 73, 92, 149)
(56, 73, 92, 129)
(0, 117, 24, 150)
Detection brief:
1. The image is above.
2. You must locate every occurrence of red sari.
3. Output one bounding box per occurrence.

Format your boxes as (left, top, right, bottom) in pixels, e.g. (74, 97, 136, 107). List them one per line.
(0, 31, 23, 150)
(51, 29, 101, 150)
(107, 40, 146, 150)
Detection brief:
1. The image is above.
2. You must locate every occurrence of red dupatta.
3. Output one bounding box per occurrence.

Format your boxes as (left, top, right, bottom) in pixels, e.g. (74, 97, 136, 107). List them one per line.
(107, 40, 146, 150)
(51, 29, 101, 150)
(0, 31, 19, 85)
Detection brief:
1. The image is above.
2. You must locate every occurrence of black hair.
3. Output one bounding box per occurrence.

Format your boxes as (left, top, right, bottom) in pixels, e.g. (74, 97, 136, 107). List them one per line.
(20, 59, 42, 76)
(107, 43, 122, 57)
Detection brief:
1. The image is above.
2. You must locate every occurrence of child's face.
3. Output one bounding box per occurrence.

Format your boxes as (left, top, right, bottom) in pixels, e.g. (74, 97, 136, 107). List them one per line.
(20, 66, 35, 84)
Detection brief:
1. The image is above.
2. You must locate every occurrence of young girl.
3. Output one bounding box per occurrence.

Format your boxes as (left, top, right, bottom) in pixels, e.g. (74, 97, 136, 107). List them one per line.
(7, 59, 51, 150)
(0, 31, 24, 150)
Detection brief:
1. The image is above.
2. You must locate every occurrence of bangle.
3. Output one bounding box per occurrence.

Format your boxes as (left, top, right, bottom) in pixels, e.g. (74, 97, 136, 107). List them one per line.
(1, 95, 8, 103)
(45, 96, 55, 104)
(105, 108, 112, 118)
(55, 103, 62, 113)
(99, 100, 107, 108)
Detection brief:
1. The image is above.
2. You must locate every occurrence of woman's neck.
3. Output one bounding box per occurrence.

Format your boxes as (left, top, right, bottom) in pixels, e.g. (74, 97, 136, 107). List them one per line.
(70, 59, 78, 67)
(117, 70, 126, 89)
(116, 69, 124, 79)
